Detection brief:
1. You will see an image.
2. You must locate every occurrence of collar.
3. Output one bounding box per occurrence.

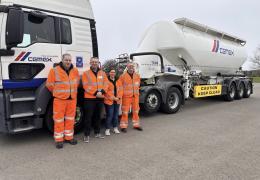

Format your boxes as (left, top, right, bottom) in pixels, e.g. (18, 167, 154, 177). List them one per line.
(59, 62, 73, 72)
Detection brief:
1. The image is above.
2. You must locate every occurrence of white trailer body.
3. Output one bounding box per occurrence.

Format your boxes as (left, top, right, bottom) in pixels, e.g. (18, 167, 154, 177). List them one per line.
(130, 18, 253, 114)
(135, 18, 247, 79)
(0, 0, 97, 133)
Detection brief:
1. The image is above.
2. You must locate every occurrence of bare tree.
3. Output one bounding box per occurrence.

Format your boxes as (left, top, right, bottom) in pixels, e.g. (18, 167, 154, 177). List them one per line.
(102, 54, 129, 78)
(250, 45, 260, 69)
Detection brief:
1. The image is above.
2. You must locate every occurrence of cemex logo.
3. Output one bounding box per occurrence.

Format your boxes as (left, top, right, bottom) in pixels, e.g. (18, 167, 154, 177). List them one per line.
(212, 40, 234, 56)
(15, 51, 53, 62)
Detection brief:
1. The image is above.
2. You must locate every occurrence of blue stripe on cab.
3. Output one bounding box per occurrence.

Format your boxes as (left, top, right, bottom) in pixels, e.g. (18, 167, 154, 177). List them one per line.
(3, 78, 46, 89)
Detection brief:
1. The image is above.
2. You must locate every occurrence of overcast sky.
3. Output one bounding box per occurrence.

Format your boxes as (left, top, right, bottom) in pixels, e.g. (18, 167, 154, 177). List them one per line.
(90, 0, 259, 70)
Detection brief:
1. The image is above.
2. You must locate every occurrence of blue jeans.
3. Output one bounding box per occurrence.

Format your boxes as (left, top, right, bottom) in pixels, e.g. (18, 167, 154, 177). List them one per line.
(105, 104, 120, 129)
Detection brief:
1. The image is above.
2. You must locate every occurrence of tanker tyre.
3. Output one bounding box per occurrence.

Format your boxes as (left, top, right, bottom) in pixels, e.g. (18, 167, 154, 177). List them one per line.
(244, 82, 252, 98)
(44, 101, 84, 134)
(224, 82, 236, 101)
(161, 87, 182, 114)
(141, 90, 161, 113)
(235, 82, 245, 100)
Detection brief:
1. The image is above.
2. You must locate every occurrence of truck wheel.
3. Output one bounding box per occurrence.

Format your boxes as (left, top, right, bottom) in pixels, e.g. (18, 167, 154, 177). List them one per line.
(224, 82, 236, 101)
(141, 90, 161, 113)
(235, 82, 245, 100)
(44, 102, 84, 134)
(244, 82, 252, 98)
(161, 87, 182, 114)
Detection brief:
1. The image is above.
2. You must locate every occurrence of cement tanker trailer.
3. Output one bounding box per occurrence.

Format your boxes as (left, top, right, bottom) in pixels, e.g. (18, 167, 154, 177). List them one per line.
(129, 18, 253, 113)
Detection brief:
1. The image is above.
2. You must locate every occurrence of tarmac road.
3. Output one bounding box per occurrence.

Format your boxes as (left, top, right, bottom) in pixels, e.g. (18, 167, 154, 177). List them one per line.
(0, 84, 259, 180)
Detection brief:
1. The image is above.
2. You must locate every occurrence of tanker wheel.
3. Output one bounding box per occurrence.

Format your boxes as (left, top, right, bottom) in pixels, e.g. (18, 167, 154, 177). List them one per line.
(45, 101, 84, 134)
(235, 82, 245, 100)
(244, 82, 252, 98)
(141, 90, 161, 113)
(224, 82, 236, 101)
(161, 87, 182, 114)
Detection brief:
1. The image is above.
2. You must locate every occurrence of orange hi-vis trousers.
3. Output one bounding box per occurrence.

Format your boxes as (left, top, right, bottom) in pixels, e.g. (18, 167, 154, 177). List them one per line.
(120, 96, 140, 128)
(53, 98, 77, 142)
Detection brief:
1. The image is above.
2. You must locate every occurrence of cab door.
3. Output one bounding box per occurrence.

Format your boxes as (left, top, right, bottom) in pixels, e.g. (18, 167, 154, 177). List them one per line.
(1, 10, 61, 89)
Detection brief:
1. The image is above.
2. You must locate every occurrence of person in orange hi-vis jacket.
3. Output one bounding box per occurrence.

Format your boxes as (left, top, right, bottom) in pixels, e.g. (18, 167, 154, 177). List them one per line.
(82, 57, 109, 143)
(104, 69, 123, 136)
(46, 53, 79, 149)
(119, 61, 143, 133)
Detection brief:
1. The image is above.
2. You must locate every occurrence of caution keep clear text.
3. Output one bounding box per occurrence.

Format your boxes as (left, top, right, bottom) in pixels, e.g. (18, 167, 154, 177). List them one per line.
(194, 85, 222, 98)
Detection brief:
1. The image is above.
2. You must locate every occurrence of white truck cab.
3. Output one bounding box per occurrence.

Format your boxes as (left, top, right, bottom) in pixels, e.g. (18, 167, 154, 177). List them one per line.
(0, 0, 98, 133)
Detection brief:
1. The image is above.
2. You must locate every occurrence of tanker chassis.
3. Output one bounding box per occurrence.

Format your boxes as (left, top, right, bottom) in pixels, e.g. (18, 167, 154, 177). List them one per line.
(129, 18, 253, 114)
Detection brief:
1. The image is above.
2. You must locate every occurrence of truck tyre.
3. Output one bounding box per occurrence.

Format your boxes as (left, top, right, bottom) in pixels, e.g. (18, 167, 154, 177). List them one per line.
(244, 82, 252, 98)
(44, 101, 84, 134)
(141, 90, 161, 113)
(224, 82, 236, 101)
(235, 82, 245, 100)
(161, 87, 182, 114)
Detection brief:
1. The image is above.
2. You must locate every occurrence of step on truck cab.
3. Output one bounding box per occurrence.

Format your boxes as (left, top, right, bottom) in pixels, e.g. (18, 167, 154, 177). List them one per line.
(0, 0, 98, 133)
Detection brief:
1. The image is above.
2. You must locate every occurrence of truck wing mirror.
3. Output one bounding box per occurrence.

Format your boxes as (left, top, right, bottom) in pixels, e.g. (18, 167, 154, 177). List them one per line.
(6, 8, 24, 49)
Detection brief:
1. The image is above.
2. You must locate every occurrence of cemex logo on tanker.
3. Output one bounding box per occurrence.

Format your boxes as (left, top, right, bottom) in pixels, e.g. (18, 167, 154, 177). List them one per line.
(212, 40, 234, 56)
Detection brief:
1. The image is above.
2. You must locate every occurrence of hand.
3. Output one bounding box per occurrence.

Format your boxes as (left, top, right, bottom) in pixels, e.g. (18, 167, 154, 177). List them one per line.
(96, 92, 104, 98)
(114, 97, 119, 101)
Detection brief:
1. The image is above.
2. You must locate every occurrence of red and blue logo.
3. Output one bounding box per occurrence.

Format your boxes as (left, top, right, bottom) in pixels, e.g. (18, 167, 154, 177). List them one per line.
(212, 40, 220, 53)
(211, 40, 234, 56)
(15, 51, 32, 61)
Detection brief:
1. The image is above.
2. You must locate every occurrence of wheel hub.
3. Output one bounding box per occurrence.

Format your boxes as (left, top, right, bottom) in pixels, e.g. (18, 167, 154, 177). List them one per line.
(147, 94, 158, 108)
(169, 92, 179, 109)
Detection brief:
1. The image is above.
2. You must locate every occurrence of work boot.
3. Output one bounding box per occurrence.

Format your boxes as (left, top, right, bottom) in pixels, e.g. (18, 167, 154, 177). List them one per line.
(83, 136, 90, 143)
(113, 127, 120, 134)
(65, 139, 78, 145)
(95, 133, 105, 139)
(56, 142, 63, 149)
(121, 128, 127, 133)
(105, 129, 110, 136)
(133, 126, 143, 131)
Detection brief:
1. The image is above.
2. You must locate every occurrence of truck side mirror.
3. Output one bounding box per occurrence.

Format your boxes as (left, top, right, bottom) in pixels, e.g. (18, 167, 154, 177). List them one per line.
(6, 8, 24, 49)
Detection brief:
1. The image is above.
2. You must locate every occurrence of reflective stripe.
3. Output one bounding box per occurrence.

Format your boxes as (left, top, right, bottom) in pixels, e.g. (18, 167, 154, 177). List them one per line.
(53, 89, 75, 93)
(83, 82, 97, 86)
(65, 116, 74, 120)
(46, 82, 55, 86)
(54, 132, 64, 139)
(54, 67, 61, 81)
(86, 71, 92, 84)
(64, 130, 73, 133)
(122, 111, 128, 115)
(85, 87, 92, 93)
(85, 70, 105, 88)
(64, 133, 73, 137)
(54, 118, 64, 123)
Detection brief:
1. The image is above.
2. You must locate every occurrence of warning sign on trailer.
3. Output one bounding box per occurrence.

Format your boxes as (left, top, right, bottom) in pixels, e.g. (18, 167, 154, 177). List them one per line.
(194, 85, 222, 98)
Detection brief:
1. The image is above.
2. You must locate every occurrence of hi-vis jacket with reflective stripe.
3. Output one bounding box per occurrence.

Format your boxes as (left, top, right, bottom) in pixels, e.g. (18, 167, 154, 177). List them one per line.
(104, 79, 123, 105)
(46, 65, 79, 100)
(119, 72, 140, 98)
(82, 69, 109, 99)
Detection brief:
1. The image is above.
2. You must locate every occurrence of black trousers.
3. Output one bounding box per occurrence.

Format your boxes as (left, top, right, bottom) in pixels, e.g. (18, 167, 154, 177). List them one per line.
(83, 99, 103, 136)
